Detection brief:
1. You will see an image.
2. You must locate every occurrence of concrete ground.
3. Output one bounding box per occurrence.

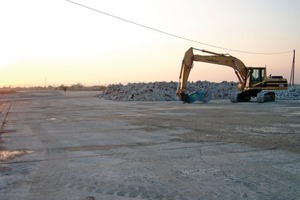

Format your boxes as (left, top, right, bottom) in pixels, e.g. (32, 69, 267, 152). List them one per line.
(0, 90, 299, 200)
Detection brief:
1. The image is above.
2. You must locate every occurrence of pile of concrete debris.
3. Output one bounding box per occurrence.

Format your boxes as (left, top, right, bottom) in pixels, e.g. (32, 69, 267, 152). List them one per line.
(100, 81, 300, 101)
(100, 82, 179, 101)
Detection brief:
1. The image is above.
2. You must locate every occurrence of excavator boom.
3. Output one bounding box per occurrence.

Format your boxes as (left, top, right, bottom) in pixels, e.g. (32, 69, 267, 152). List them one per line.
(177, 47, 247, 97)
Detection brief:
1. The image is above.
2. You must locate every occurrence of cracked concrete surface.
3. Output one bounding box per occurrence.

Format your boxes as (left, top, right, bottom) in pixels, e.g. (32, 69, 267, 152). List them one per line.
(0, 90, 299, 200)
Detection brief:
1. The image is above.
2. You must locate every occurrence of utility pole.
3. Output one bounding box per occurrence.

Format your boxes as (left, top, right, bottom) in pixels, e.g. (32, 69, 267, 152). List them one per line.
(44, 77, 47, 88)
(290, 50, 295, 86)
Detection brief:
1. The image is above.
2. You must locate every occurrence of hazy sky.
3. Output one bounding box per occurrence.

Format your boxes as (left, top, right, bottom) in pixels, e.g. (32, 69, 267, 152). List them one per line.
(0, 0, 299, 87)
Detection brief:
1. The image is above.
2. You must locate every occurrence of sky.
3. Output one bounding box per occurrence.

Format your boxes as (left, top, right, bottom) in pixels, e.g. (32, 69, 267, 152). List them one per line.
(0, 0, 299, 87)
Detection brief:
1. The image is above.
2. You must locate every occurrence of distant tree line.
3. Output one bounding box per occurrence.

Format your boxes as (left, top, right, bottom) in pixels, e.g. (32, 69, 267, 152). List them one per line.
(56, 83, 106, 91)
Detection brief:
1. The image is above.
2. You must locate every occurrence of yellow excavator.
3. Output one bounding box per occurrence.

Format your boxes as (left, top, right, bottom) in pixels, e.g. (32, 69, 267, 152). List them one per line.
(176, 47, 288, 103)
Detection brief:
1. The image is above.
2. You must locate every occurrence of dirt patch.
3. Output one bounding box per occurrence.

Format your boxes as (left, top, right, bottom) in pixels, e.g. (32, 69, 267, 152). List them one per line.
(129, 101, 300, 153)
(173, 131, 300, 153)
(65, 142, 165, 151)
(0, 129, 16, 134)
(0, 150, 34, 161)
(0, 89, 16, 95)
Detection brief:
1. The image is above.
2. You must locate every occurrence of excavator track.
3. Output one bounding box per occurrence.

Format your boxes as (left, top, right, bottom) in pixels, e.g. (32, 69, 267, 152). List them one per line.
(230, 92, 251, 103)
(230, 91, 276, 103)
(257, 91, 275, 103)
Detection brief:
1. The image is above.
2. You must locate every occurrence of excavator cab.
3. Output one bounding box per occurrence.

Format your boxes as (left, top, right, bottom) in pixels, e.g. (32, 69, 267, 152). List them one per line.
(251, 68, 265, 84)
(246, 67, 266, 87)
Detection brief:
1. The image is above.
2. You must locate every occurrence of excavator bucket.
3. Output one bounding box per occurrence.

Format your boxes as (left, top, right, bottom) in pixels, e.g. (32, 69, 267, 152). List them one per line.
(188, 91, 206, 103)
(181, 90, 212, 103)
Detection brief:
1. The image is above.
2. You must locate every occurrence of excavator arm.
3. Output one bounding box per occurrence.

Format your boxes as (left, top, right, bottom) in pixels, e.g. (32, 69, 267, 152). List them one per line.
(176, 47, 248, 100)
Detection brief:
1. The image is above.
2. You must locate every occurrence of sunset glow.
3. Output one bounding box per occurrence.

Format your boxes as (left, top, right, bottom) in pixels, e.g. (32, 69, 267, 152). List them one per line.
(0, 0, 299, 87)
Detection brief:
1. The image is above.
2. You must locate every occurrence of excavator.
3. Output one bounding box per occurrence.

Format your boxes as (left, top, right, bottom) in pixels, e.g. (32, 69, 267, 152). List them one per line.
(176, 47, 288, 103)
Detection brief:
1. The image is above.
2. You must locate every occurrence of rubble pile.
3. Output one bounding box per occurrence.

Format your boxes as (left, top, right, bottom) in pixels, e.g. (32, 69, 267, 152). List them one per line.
(101, 82, 178, 101)
(276, 85, 300, 100)
(100, 81, 300, 101)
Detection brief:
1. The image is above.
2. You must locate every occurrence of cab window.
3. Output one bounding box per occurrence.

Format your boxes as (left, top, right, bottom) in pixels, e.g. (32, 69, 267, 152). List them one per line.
(251, 68, 264, 84)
